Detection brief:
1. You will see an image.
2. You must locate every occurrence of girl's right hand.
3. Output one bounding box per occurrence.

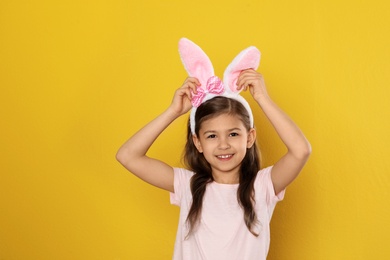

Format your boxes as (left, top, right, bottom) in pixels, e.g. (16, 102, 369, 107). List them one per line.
(169, 77, 201, 116)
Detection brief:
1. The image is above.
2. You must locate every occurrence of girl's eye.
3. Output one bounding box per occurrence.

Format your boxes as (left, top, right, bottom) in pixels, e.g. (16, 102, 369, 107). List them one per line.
(230, 132, 239, 137)
(207, 134, 216, 139)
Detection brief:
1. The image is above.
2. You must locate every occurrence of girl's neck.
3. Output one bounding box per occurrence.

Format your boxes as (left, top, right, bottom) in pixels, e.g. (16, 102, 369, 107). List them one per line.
(212, 172, 240, 184)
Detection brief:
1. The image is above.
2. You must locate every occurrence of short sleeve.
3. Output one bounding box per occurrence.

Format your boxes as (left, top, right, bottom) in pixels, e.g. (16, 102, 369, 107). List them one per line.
(256, 166, 286, 206)
(170, 168, 193, 207)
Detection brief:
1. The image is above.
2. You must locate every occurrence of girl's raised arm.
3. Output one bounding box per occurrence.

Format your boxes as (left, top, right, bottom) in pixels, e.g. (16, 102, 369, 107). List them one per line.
(116, 78, 200, 192)
(237, 70, 312, 195)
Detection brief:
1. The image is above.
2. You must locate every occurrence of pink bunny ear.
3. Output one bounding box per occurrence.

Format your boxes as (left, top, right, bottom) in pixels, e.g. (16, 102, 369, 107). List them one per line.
(178, 38, 214, 86)
(223, 46, 261, 92)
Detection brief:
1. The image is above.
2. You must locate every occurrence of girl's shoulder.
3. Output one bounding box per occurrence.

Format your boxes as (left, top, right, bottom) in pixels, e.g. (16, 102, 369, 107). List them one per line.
(172, 167, 195, 185)
(170, 168, 195, 206)
(255, 165, 285, 201)
(256, 165, 273, 179)
(173, 167, 195, 176)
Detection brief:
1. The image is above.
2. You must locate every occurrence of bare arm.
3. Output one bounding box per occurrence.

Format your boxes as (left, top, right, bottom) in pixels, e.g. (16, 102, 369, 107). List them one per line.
(116, 78, 200, 192)
(237, 70, 311, 194)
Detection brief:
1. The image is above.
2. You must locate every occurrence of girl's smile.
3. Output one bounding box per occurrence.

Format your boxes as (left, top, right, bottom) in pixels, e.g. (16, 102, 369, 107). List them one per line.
(216, 154, 233, 160)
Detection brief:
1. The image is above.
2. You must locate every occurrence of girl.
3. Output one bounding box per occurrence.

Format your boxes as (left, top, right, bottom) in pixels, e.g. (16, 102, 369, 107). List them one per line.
(116, 39, 311, 259)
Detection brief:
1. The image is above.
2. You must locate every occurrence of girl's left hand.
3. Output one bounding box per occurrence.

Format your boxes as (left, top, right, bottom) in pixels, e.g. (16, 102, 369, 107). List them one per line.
(236, 69, 269, 102)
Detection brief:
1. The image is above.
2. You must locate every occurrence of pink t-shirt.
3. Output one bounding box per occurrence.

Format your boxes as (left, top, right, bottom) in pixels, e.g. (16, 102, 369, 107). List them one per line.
(170, 166, 285, 260)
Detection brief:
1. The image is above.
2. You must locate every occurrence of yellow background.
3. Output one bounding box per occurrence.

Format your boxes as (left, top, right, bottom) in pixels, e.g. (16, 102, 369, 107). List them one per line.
(1, 0, 389, 259)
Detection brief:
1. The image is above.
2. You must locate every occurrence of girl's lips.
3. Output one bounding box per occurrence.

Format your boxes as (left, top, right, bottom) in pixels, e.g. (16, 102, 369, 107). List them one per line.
(216, 154, 233, 159)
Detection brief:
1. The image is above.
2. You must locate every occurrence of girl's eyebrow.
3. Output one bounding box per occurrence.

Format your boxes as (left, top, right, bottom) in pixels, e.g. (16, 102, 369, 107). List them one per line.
(202, 128, 242, 135)
(228, 127, 242, 132)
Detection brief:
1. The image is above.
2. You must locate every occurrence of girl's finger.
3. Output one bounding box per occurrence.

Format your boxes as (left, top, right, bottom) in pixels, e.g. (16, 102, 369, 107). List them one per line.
(237, 77, 251, 90)
(237, 70, 260, 84)
(182, 78, 200, 94)
(176, 87, 192, 102)
(238, 73, 262, 89)
(186, 82, 198, 94)
(185, 88, 193, 100)
(186, 77, 201, 87)
(237, 71, 251, 87)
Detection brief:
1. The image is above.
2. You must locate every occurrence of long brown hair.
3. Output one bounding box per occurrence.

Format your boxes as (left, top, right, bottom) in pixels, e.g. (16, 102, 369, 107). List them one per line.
(183, 96, 261, 237)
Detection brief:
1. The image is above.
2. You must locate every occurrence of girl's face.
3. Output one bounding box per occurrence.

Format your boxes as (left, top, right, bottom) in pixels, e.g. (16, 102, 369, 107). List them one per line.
(192, 113, 256, 184)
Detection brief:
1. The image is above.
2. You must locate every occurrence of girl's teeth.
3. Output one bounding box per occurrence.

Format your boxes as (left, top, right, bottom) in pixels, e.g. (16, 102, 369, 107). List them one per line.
(218, 155, 231, 159)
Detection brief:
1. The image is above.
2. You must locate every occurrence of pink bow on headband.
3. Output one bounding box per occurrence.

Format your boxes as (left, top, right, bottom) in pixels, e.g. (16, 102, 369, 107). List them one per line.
(191, 76, 224, 107)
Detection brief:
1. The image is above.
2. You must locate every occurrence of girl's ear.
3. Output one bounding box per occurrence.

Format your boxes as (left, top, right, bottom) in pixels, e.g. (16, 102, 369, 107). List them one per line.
(247, 128, 257, 149)
(192, 134, 203, 153)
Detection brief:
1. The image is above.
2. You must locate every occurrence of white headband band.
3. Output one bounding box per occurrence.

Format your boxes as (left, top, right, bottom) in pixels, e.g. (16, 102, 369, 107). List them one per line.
(178, 38, 261, 134)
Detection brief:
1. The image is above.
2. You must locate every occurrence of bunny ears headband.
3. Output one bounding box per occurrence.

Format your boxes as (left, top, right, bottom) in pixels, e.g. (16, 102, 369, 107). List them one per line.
(178, 38, 261, 134)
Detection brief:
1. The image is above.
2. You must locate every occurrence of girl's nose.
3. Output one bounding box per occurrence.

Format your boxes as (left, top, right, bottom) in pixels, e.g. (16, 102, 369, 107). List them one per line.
(218, 137, 231, 149)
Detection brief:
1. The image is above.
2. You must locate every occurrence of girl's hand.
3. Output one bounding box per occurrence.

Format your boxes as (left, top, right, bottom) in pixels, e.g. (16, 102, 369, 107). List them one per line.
(169, 77, 200, 116)
(236, 69, 269, 103)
